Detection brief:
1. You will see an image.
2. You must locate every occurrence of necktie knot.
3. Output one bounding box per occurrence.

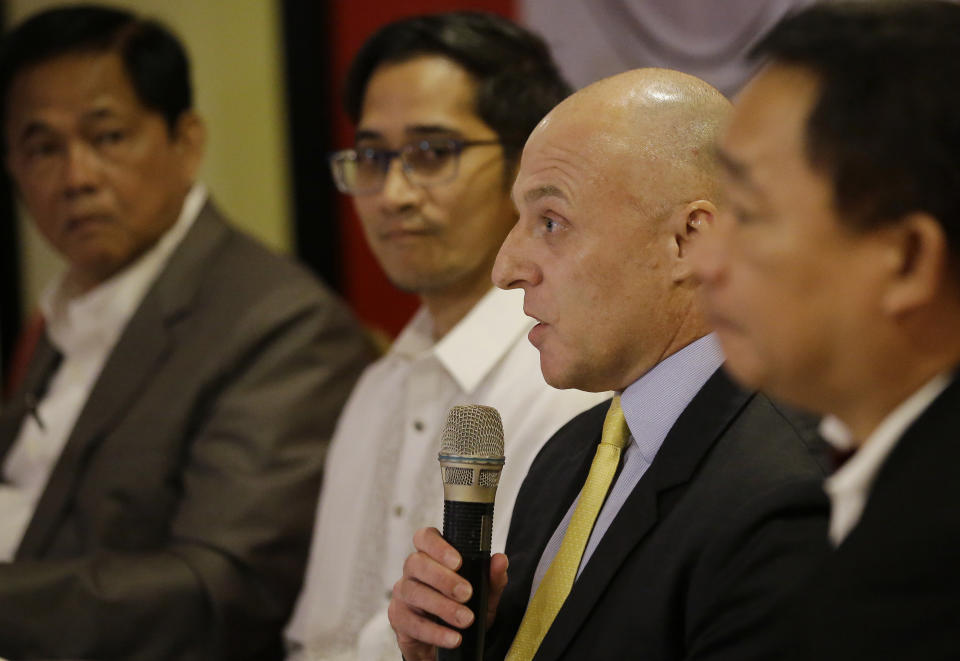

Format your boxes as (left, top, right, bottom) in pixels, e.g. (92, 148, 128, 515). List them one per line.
(600, 394, 629, 450)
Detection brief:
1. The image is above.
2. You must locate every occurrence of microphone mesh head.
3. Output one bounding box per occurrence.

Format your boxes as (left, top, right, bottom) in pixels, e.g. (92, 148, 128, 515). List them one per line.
(440, 405, 504, 459)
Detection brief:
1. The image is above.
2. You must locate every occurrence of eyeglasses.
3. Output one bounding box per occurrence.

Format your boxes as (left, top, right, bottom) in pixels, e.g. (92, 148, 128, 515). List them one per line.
(329, 138, 502, 195)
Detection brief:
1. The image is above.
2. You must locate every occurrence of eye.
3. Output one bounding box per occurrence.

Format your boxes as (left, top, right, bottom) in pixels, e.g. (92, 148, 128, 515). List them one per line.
(24, 139, 62, 159)
(355, 147, 386, 166)
(408, 140, 456, 173)
(353, 147, 393, 178)
(536, 213, 567, 237)
(420, 139, 455, 158)
(93, 129, 126, 147)
(730, 204, 757, 225)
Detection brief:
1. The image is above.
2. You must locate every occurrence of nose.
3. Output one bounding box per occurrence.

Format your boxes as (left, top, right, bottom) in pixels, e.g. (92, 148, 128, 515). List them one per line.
(62, 141, 100, 198)
(379, 155, 422, 211)
(492, 220, 541, 291)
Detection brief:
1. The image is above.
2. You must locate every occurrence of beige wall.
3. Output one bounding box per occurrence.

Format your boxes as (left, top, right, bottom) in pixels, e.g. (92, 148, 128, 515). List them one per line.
(6, 0, 293, 319)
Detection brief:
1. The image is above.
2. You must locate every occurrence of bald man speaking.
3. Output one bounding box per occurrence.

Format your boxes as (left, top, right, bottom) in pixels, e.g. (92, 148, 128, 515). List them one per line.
(388, 69, 830, 661)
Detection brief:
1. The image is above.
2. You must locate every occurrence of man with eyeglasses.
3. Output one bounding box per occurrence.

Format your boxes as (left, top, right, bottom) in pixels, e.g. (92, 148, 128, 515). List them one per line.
(284, 12, 607, 661)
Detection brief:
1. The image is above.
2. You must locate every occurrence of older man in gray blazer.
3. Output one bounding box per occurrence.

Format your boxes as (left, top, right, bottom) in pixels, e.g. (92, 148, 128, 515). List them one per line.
(0, 5, 372, 660)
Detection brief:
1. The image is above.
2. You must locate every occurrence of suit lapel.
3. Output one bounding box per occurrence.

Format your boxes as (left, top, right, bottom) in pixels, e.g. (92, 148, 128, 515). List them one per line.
(534, 369, 753, 660)
(487, 402, 608, 661)
(15, 202, 229, 559)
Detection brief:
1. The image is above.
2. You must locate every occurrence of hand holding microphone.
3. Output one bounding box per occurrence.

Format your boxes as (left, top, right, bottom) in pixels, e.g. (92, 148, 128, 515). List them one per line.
(436, 405, 504, 660)
(388, 405, 509, 661)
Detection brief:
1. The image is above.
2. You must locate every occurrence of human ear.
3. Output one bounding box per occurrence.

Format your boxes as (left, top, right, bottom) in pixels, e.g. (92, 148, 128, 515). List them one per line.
(672, 199, 717, 282)
(172, 111, 206, 180)
(881, 212, 948, 317)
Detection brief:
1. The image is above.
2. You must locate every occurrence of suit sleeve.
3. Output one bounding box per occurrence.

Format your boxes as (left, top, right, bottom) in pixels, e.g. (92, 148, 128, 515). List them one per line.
(0, 283, 374, 661)
(683, 478, 830, 661)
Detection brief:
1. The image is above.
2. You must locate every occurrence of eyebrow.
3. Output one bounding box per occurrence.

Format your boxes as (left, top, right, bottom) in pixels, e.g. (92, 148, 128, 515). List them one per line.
(521, 184, 570, 205)
(16, 121, 53, 143)
(715, 145, 765, 193)
(354, 124, 462, 143)
(81, 107, 119, 122)
(407, 124, 461, 136)
(16, 106, 119, 142)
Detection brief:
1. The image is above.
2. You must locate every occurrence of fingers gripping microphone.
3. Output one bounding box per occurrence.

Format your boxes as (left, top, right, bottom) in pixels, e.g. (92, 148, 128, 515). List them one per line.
(438, 405, 505, 661)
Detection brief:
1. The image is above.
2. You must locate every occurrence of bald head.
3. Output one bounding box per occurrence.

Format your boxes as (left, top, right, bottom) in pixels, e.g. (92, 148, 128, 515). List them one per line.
(532, 68, 731, 214)
(493, 68, 731, 391)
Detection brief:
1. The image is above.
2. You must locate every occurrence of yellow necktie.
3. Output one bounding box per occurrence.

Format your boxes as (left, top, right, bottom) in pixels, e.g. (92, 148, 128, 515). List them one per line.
(505, 395, 630, 661)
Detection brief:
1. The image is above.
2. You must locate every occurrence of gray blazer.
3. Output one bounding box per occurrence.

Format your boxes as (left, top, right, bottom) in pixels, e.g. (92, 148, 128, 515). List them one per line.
(0, 201, 374, 660)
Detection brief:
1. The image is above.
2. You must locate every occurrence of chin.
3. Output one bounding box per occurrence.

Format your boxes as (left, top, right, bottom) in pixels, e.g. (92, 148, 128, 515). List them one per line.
(540, 354, 610, 392)
(538, 354, 574, 390)
(382, 268, 439, 294)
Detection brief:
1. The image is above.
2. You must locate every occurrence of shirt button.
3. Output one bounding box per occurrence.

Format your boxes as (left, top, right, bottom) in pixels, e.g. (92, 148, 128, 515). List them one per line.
(393, 505, 404, 517)
(413, 419, 425, 431)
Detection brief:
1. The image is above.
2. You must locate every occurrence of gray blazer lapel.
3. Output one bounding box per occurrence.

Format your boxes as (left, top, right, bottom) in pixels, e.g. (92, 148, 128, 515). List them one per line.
(15, 201, 229, 559)
(534, 369, 752, 661)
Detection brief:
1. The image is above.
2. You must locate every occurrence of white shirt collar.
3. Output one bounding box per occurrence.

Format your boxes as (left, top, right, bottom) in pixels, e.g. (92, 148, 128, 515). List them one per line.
(820, 371, 951, 545)
(389, 287, 532, 394)
(41, 183, 207, 357)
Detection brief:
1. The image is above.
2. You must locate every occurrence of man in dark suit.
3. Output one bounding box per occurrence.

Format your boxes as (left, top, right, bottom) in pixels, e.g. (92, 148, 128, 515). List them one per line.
(0, 5, 373, 660)
(692, 2, 960, 658)
(388, 68, 830, 660)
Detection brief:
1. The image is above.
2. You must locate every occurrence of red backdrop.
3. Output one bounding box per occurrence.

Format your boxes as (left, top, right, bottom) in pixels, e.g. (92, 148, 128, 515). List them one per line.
(329, 0, 516, 339)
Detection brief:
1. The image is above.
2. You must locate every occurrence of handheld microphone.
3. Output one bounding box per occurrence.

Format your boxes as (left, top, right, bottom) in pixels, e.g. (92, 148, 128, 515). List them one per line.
(437, 405, 505, 661)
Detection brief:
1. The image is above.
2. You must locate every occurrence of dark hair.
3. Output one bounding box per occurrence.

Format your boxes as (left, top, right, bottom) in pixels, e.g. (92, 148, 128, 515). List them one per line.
(751, 1, 960, 252)
(0, 4, 192, 137)
(344, 11, 571, 171)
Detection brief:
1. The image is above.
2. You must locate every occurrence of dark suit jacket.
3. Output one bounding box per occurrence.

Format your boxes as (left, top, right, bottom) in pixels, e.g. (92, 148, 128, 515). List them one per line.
(782, 375, 960, 660)
(0, 201, 374, 661)
(485, 368, 830, 661)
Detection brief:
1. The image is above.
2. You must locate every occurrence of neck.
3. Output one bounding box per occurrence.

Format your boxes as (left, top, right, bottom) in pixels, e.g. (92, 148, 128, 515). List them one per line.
(834, 363, 949, 444)
(833, 303, 960, 442)
(422, 280, 493, 341)
(618, 302, 711, 390)
(69, 269, 106, 296)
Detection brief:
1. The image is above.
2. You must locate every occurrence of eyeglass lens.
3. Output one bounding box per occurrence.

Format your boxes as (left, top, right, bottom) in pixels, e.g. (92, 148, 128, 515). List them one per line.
(335, 139, 461, 194)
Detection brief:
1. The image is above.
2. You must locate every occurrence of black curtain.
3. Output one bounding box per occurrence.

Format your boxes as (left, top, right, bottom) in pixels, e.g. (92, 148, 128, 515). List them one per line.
(279, 0, 341, 291)
(0, 0, 23, 386)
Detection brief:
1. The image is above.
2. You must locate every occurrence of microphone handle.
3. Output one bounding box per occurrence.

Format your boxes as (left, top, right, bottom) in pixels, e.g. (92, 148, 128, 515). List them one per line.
(438, 500, 494, 661)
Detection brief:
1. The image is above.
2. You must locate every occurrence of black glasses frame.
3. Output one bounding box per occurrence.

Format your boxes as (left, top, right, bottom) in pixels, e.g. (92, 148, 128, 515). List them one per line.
(329, 138, 502, 195)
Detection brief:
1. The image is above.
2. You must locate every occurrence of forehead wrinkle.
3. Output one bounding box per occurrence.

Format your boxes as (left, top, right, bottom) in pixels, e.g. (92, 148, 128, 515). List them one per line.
(518, 139, 592, 210)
